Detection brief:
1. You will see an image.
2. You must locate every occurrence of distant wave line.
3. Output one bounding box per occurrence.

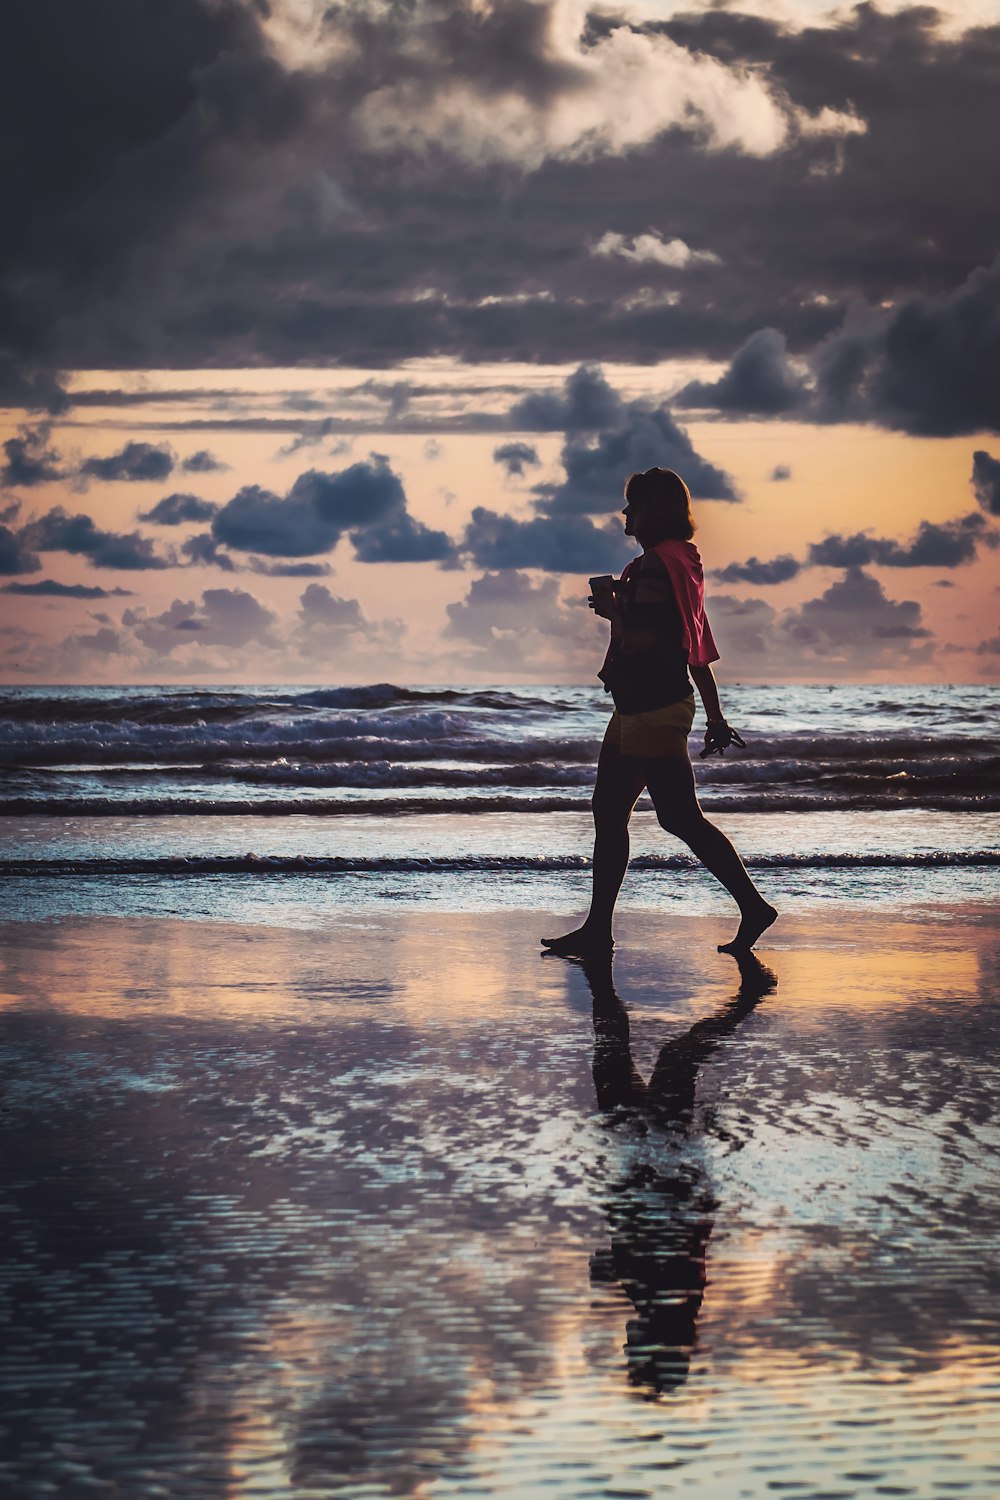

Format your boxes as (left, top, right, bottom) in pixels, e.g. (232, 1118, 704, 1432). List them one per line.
(2, 852, 997, 878)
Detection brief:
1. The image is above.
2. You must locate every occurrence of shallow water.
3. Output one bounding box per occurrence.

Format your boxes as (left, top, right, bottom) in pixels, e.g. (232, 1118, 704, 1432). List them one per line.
(1, 908, 998, 1498)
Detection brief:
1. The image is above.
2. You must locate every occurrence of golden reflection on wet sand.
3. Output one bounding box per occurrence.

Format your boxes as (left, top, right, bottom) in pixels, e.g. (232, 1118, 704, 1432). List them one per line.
(0, 907, 998, 1497)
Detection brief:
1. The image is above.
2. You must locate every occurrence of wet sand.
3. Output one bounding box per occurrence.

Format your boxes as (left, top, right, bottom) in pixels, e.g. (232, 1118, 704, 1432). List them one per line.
(1, 906, 999, 1498)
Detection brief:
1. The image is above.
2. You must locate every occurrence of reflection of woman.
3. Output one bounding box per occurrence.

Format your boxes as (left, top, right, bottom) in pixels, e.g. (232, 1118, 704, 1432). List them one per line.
(582, 949, 776, 1396)
(543, 468, 777, 957)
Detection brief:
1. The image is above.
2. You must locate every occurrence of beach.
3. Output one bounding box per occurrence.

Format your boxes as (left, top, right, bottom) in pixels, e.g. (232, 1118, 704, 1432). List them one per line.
(2, 681, 999, 1496)
(2, 903, 999, 1498)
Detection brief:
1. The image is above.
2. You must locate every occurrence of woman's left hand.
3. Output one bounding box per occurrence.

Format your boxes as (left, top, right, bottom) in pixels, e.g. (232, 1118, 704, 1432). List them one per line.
(700, 720, 747, 758)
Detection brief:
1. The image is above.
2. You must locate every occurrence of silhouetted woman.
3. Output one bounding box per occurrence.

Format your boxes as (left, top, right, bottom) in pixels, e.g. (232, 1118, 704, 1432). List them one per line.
(543, 468, 776, 956)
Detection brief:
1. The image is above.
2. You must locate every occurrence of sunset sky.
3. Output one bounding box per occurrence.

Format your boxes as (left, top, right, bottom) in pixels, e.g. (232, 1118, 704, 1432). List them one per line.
(2, 0, 998, 684)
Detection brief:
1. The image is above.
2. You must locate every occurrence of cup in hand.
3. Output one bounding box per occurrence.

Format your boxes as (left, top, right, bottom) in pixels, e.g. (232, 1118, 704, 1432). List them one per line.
(589, 574, 615, 607)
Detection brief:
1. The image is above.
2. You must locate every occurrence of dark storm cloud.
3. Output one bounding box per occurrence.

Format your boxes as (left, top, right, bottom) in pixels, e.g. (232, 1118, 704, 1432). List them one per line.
(19, 508, 170, 570)
(0, 356, 70, 415)
(79, 442, 175, 482)
(713, 555, 803, 585)
(1, 579, 133, 598)
(180, 449, 227, 473)
(770, 465, 792, 482)
(3, 0, 999, 445)
(140, 492, 220, 525)
(972, 450, 1000, 517)
(493, 442, 540, 476)
(676, 329, 810, 415)
(808, 514, 992, 569)
(0, 525, 41, 576)
(1, 425, 64, 487)
(461, 507, 631, 574)
(813, 257, 1000, 436)
(212, 456, 456, 564)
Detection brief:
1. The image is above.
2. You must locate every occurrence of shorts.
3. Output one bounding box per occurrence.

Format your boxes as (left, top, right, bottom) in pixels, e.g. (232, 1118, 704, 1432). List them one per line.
(605, 694, 696, 758)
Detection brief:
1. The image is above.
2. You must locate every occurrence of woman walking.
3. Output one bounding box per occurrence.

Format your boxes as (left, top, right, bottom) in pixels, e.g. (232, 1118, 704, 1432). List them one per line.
(542, 467, 776, 956)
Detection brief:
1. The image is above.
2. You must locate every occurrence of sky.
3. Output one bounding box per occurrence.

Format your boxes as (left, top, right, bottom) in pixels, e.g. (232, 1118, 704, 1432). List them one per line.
(1, 0, 999, 685)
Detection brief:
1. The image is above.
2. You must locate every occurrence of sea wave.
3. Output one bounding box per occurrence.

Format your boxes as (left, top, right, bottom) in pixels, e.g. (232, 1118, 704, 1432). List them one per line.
(1, 851, 996, 878)
(0, 684, 556, 727)
(1, 724, 997, 770)
(2, 786, 997, 815)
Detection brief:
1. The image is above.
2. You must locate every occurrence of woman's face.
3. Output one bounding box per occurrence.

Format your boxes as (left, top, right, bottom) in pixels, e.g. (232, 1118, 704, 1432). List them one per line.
(621, 495, 644, 538)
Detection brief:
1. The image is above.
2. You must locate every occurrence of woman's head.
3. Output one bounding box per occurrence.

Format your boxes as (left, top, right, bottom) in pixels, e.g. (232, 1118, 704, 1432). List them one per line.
(622, 468, 695, 545)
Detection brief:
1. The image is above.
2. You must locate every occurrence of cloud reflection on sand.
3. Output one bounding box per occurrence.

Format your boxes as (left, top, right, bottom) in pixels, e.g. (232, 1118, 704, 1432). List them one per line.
(1, 908, 999, 1496)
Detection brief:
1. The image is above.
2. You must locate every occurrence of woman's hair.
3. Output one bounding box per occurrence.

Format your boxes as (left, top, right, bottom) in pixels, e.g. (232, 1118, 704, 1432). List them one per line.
(624, 468, 695, 541)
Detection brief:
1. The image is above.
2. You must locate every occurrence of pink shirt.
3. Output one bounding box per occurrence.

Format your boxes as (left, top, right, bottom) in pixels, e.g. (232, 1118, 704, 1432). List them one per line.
(622, 539, 720, 668)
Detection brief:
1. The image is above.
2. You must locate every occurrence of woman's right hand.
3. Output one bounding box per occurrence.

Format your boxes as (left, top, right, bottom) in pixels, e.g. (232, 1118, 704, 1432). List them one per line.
(589, 591, 617, 620)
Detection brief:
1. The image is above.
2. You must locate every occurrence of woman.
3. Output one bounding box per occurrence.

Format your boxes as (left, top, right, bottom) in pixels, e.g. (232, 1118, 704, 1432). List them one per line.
(542, 467, 776, 956)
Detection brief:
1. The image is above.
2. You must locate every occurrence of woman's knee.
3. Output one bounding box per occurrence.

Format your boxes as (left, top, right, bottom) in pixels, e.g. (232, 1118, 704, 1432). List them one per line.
(655, 805, 706, 840)
(592, 789, 631, 828)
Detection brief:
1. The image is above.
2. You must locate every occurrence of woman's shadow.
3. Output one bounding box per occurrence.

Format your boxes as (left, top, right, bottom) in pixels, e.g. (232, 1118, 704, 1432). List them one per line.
(576, 949, 776, 1397)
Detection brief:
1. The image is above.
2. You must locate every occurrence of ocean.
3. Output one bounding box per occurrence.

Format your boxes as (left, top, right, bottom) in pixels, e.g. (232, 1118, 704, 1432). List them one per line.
(2, 682, 996, 923)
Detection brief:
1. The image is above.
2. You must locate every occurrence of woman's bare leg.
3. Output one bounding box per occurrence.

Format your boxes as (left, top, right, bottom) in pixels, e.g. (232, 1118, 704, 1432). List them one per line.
(645, 754, 777, 951)
(542, 735, 648, 955)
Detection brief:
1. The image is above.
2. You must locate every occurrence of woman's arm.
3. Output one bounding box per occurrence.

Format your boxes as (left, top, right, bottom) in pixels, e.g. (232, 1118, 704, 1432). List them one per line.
(689, 663, 725, 723)
(691, 663, 746, 756)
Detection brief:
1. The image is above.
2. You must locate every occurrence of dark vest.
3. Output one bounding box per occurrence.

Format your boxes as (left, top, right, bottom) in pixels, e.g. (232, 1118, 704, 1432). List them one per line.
(598, 558, 692, 714)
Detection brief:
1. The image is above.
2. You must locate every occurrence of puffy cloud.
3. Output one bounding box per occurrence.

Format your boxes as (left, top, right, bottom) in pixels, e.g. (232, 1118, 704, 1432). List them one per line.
(529, 369, 737, 513)
(1, 425, 64, 487)
(708, 570, 934, 676)
(212, 481, 332, 558)
(180, 531, 238, 571)
(180, 449, 227, 473)
(124, 588, 280, 655)
(444, 569, 590, 672)
(676, 329, 811, 415)
(79, 442, 175, 483)
(712, 554, 802, 585)
(770, 465, 792, 481)
(1, 579, 133, 598)
(461, 507, 631, 574)
(353, 4, 792, 171)
(808, 514, 991, 569)
(592, 232, 720, 269)
(212, 456, 456, 564)
(293, 583, 404, 658)
(351, 510, 456, 565)
(972, 450, 1000, 517)
(715, 511, 995, 590)
(510, 365, 625, 433)
(0, 524, 41, 576)
(19, 507, 171, 570)
(780, 567, 932, 667)
(493, 442, 540, 477)
(140, 492, 220, 525)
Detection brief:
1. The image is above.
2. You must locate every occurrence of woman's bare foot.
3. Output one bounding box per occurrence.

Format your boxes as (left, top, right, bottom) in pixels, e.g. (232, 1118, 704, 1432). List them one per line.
(541, 924, 613, 958)
(718, 900, 778, 954)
